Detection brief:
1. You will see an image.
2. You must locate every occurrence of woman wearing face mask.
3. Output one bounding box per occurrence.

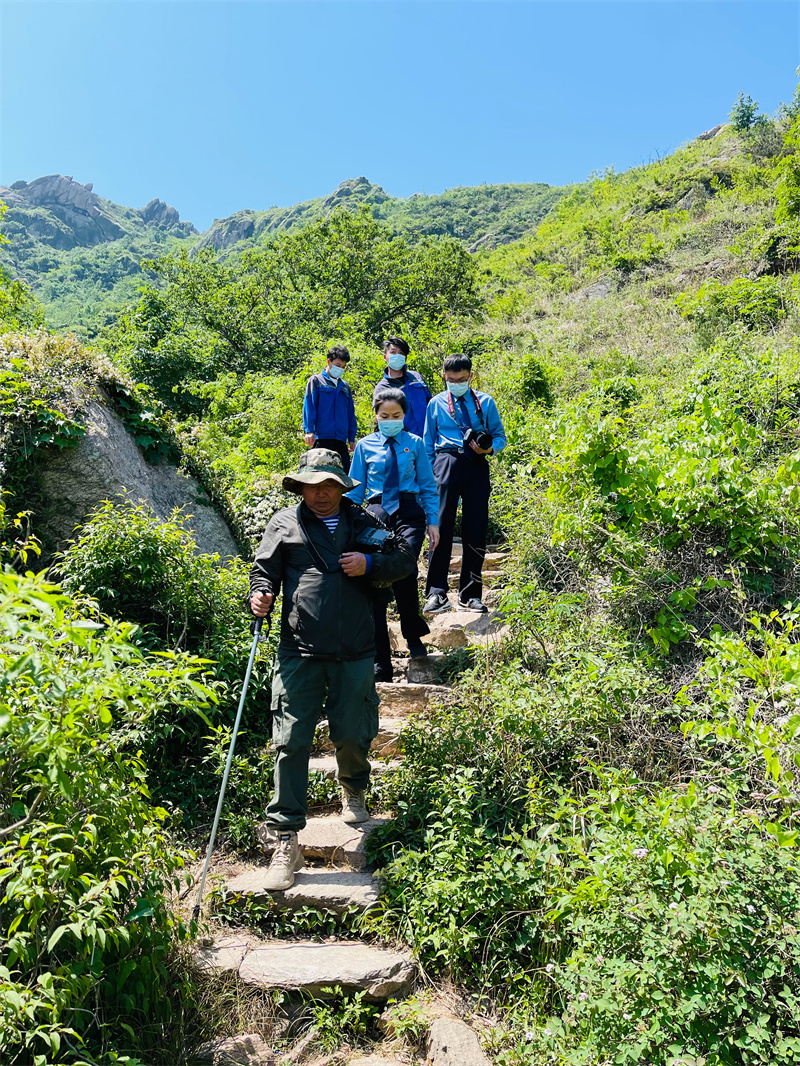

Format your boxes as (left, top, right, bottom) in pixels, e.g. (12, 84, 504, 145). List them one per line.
(346, 389, 440, 681)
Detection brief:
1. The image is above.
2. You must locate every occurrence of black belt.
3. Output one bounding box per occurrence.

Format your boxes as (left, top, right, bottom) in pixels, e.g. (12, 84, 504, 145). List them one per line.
(370, 492, 417, 503)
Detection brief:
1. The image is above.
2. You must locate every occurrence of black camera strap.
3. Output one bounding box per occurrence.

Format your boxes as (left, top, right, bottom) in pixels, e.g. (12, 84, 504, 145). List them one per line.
(296, 503, 346, 573)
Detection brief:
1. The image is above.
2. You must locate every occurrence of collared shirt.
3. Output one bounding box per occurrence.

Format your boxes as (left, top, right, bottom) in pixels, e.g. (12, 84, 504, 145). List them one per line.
(345, 429, 440, 526)
(423, 389, 507, 463)
(372, 368, 432, 438)
(302, 369, 358, 443)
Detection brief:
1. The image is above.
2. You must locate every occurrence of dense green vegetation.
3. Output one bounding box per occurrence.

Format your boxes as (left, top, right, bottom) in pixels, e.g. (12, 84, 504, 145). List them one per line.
(4, 90, 800, 1063)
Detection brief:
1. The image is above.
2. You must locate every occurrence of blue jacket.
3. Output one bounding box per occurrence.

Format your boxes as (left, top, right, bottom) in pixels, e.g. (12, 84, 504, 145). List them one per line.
(346, 430, 439, 526)
(303, 370, 358, 443)
(373, 368, 432, 439)
(423, 389, 507, 464)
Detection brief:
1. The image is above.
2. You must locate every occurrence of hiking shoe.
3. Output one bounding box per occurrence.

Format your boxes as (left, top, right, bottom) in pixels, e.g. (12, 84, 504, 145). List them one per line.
(262, 831, 304, 891)
(457, 596, 488, 614)
(374, 663, 393, 683)
(341, 789, 370, 824)
(424, 592, 452, 614)
(407, 639, 428, 658)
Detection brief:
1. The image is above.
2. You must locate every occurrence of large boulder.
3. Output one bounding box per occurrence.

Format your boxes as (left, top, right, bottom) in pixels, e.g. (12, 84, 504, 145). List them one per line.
(36, 389, 239, 560)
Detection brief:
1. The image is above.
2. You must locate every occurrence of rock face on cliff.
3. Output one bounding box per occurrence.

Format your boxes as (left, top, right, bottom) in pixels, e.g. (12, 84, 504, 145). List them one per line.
(0, 175, 197, 254)
(193, 177, 391, 254)
(35, 388, 239, 561)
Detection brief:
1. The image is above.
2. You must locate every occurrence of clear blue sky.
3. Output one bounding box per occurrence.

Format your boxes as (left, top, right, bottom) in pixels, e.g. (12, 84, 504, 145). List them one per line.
(1, 1, 797, 231)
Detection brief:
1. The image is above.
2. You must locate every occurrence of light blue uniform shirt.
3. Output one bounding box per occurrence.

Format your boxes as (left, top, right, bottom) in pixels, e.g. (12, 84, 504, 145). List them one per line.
(346, 429, 440, 526)
(423, 389, 507, 465)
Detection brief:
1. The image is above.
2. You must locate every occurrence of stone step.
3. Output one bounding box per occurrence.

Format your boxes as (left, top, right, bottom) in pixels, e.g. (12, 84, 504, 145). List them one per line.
(256, 814, 390, 870)
(308, 755, 401, 778)
(407, 652, 447, 685)
(423, 607, 510, 650)
(316, 717, 406, 758)
(196, 935, 414, 1001)
(375, 681, 447, 718)
(447, 554, 508, 573)
(224, 866, 380, 914)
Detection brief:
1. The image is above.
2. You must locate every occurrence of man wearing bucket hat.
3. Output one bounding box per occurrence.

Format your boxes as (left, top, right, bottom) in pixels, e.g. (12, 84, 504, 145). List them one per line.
(248, 448, 415, 891)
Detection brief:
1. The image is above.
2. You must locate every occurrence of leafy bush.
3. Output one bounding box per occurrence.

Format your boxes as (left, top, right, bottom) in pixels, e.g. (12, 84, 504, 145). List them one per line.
(676, 276, 793, 340)
(57, 502, 276, 820)
(0, 568, 216, 1064)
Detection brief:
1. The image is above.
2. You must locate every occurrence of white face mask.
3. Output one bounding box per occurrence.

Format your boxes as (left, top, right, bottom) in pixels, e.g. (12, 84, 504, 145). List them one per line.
(387, 353, 407, 371)
(328, 364, 345, 379)
(378, 419, 404, 437)
(446, 380, 470, 398)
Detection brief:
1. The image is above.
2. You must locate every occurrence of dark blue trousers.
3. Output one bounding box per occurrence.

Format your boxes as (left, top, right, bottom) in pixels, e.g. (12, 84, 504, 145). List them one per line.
(368, 496, 429, 669)
(426, 451, 490, 602)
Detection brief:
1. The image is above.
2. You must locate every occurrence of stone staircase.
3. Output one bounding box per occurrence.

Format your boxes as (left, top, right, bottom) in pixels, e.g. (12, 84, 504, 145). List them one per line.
(193, 540, 509, 1051)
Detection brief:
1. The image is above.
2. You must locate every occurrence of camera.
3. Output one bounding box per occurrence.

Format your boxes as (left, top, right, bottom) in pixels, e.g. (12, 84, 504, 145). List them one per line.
(463, 427, 493, 451)
(354, 526, 394, 553)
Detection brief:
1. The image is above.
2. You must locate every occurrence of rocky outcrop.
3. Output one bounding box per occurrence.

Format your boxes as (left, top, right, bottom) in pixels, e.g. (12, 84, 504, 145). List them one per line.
(0, 175, 126, 248)
(35, 388, 239, 560)
(194, 210, 257, 253)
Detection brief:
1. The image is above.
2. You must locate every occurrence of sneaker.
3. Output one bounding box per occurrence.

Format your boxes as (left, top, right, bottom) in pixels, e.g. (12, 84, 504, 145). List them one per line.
(407, 639, 428, 658)
(457, 596, 488, 614)
(341, 788, 370, 824)
(374, 663, 393, 683)
(262, 831, 304, 891)
(424, 592, 452, 614)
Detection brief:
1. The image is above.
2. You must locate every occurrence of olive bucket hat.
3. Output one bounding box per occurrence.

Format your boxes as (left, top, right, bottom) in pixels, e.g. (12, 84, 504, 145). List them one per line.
(282, 448, 361, 495)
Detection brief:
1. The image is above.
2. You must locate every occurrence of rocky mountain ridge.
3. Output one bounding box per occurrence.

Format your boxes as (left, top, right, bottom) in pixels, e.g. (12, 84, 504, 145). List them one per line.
(0, 171, 567, 333)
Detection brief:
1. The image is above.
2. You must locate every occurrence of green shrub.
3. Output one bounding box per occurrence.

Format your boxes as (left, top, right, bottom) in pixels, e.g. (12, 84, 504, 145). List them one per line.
(57, 502, 275, 820)
(676, 277, 793, 340)
(0, 568, 217, 1063)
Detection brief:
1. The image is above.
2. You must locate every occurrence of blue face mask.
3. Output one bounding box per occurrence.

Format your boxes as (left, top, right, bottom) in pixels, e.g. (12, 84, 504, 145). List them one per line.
(378, 419, 404, 437)
(387, 353, 407, 371)
(328, 364, 345, 379)
(446, 380, 470, 398)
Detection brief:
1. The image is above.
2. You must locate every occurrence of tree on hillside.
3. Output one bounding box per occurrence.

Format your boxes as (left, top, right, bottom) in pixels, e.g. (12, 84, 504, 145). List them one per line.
(105, 208, 484, 410)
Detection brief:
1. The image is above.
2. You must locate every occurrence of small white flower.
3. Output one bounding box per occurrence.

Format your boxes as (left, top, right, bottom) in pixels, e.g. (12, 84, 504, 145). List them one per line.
(596, 955, 605, 964)
(632, 848, 649, 859)
(525, 1031, 535, 1042)
(545, 963, 554, 973)
(544, 1028, 552, 1037)
(578, 992, 588, 1001)
(623, 1013, 631, 1020)
(707, 785, 721, 794)
(669, 902, 679, 910)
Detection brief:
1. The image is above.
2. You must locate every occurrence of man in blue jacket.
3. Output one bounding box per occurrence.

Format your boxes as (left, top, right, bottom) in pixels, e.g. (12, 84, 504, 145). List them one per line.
(423, 353, 506, 615)
(372, 336, 432, 439)
(303, 346, 358, 473)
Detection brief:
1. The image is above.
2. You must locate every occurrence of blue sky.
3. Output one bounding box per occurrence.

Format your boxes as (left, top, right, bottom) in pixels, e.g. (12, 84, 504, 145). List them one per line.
(1, 1, 797, 231)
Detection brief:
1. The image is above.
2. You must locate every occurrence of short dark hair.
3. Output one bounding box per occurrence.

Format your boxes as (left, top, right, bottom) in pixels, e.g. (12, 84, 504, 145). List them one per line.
(327, 345, 350, 363)
(373, 387, 408, 414)
(382, 336, 410, 356)
(443, 353, 472, 374)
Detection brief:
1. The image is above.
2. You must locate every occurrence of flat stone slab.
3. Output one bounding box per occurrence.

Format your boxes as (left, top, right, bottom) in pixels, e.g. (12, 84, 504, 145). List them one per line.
(316, 718, 405, 758)
(427, 1017, 491, 1065)
(376, 682, 446, 717)
(194, 1032, 275, 1065)
(406, 653, 446, 685)
(308, 755, 400, 778)
(224, 867, 381, 914)
(256, 815, 391, 870)
(238, 940, 415, 1000)
(194, 933, 254, 974)
(424, 608, 508, 650)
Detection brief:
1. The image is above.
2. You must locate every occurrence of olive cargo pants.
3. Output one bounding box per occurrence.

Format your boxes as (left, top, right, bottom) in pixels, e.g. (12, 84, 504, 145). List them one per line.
(265, 654, 379, 832)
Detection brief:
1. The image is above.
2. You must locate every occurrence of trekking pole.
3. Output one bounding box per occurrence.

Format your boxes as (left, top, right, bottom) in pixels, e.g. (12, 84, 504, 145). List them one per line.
(193, 614, 268, 921)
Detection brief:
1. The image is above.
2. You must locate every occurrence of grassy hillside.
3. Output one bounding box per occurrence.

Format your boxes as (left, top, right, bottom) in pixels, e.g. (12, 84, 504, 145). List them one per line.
(5, 93, 800, 1065)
